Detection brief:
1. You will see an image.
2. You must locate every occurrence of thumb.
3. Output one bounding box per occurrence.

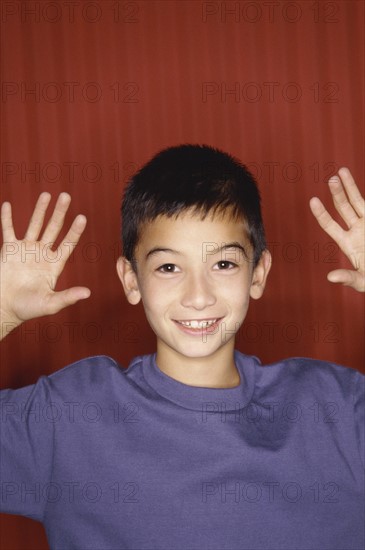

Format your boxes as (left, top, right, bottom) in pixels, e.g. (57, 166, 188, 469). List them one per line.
(44, 287, 91, 315)
(327, 269, 364, 292)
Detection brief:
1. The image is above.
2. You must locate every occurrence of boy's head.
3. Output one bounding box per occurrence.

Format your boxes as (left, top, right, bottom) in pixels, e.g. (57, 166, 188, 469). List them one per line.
(121, 144, 266, 271)
(117, 144, 271, 375)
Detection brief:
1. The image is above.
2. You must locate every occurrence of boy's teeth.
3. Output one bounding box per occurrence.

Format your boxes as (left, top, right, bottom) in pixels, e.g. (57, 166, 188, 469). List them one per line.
(179, 319, 217, 328)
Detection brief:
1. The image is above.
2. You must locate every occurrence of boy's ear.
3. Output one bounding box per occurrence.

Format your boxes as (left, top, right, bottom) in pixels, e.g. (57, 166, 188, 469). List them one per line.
(116, 257, 141, 305)
(249, 249, 272, 300)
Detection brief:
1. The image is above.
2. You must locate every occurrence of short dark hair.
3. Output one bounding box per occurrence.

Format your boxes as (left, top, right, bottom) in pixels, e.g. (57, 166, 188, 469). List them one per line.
(121, 144, 266, 269)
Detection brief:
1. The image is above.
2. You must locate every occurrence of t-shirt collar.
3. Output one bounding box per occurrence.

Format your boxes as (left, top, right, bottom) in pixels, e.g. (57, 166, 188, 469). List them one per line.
(141, 350, 256, 411)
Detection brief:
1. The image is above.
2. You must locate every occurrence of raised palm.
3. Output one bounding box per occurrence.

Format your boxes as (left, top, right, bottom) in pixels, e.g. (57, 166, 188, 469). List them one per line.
(1, 192, 90, 336)
(309, 167, 364, 292)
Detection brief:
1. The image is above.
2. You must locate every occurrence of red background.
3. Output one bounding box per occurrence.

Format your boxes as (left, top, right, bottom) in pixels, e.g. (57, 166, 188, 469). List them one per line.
(1, 1, 364, 548)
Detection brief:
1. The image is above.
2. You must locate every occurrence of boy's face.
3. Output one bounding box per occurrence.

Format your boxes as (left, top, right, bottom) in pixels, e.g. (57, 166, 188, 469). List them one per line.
(117, 209, 271, 369)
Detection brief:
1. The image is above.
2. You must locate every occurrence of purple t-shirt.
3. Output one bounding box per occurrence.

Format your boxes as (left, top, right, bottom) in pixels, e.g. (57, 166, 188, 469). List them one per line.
(1, 351, 364, 549)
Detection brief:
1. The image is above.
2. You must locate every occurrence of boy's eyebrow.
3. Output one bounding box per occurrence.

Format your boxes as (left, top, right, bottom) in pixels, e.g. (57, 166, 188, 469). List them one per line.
(211, 242, 250, 259)
(145, 247, 182, 260)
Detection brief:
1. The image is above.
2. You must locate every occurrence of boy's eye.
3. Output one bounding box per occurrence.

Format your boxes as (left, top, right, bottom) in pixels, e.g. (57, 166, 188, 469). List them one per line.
(215, 260, 237, 270)
(157, 263, 178, 273)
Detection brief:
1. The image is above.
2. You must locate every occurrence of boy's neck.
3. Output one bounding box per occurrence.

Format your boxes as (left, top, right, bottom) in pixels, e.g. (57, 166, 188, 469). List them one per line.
(155, 342, 241, 389)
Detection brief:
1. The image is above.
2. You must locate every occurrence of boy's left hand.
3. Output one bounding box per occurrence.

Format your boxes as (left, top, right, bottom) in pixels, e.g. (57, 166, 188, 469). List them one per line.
(309, 167, 364, 292)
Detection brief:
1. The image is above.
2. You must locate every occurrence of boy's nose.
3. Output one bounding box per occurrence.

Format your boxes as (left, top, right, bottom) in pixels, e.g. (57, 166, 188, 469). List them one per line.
(180, 273, 216, 310)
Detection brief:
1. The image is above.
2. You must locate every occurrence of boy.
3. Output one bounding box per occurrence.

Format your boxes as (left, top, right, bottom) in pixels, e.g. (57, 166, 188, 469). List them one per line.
(0, 144, 364, 549)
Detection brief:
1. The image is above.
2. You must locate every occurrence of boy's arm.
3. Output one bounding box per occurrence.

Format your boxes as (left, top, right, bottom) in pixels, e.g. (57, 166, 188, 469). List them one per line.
(0, 192, 91, 340)
(309, 167, 365, 292)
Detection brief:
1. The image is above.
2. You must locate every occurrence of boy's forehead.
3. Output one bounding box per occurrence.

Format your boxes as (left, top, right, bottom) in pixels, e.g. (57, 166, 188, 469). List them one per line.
(136, 208, 252, 252)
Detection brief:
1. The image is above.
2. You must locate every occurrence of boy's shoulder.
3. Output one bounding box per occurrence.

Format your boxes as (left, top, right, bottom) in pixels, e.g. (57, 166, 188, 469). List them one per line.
(238, 351, 364, 401)
(257, 354, 363, 374)
(251, 352, 364, 376)
(48, 354, 121, 379)
(43, 354, 125, 395)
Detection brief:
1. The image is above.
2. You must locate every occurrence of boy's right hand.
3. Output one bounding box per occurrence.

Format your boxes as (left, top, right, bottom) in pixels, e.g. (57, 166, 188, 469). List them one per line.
(1, 192, 91, 340)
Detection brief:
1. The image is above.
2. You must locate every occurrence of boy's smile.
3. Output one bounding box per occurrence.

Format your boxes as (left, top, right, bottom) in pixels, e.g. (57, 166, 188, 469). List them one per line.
(117, 209, 271, 388)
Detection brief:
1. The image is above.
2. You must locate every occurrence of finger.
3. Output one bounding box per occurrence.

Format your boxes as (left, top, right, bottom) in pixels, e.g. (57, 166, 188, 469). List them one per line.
(309, 197, 344, 243)
(327, 269, 365, 292)
(338, 167, 365, 218)
(55, 214, 87, 271)
(24, 192, 52, 241)
(41, 193, 72, 245)
(44, 286, 91, 315)
(327, 175, 359, 228)
(1, 202, 16, 241)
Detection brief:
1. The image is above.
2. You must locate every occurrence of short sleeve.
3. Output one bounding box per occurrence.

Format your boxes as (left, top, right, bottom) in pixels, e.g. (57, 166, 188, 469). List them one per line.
(0, 377, 54, 521)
